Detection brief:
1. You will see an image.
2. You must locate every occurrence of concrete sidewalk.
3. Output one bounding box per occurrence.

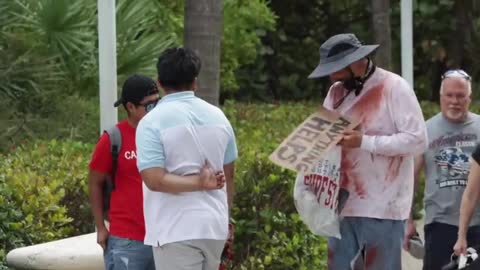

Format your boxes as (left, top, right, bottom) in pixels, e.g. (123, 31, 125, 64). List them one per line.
(402, 219, 424, 270)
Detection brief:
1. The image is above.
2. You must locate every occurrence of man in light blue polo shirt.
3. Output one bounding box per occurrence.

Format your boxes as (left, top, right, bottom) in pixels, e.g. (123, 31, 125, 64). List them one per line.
(136, 47, 238, 270)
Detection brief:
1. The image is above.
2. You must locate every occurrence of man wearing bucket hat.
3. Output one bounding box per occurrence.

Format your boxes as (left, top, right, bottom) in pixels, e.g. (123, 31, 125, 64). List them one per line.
(309, 33, 427, 269)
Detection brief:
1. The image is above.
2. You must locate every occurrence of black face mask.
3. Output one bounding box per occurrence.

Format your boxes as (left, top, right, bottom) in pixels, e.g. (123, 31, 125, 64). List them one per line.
(341, 74, 364, 96)
(341, 61, 376, 96)
(333, 60, 376, 109)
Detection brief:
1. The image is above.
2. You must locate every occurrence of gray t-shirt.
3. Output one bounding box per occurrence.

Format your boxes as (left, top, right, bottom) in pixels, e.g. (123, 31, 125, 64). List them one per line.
(424, 112, 480, 226)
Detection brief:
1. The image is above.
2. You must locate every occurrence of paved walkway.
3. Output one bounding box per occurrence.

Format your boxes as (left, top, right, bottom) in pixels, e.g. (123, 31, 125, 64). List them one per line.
(401, 219, 424, 270)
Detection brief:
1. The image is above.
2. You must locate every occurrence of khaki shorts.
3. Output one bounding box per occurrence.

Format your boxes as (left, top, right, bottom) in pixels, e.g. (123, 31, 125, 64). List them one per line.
(153, 239, 225, 270)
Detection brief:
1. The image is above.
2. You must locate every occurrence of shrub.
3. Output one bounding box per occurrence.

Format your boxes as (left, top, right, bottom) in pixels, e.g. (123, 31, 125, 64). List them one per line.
(0, 93, 99, 153)
(0, 140, 93, 268)
(1, 102, 327, 269)
(3, 100, 479, 269)
(224, 101, 327, 269)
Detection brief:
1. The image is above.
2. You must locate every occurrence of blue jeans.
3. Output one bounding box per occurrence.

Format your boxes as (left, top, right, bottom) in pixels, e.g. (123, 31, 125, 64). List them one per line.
(328, 217, 404, 270)
(104, 235, 155, 270)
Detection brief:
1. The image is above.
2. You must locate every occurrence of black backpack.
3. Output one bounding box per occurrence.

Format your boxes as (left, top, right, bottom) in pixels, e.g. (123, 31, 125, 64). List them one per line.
(102, 126, 122, 221)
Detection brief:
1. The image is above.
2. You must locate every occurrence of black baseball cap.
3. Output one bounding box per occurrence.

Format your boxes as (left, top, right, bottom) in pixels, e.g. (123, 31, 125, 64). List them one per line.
(114, 74, 158, 107)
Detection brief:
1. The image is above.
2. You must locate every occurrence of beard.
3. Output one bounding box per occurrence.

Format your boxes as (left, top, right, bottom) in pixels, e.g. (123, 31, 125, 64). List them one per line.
(444, 108, 466, 122)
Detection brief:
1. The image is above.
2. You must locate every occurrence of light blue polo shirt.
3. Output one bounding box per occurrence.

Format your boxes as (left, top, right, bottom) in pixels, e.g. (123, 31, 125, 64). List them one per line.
(136, 91, 238, 246)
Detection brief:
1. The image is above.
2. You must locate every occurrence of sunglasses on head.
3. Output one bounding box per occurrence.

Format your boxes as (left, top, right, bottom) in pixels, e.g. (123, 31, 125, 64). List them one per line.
(442, 69, 471, 81)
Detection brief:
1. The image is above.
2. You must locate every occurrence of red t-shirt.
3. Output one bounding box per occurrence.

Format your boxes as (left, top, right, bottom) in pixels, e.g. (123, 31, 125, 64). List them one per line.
(89, 120, 145, 241)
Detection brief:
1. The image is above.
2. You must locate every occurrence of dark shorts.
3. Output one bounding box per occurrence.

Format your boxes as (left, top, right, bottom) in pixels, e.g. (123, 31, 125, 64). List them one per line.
(423, 222, 480, 270)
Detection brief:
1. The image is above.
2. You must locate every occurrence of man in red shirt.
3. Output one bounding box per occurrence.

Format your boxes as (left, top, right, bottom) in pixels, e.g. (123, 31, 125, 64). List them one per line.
(88, 74, 159, 270)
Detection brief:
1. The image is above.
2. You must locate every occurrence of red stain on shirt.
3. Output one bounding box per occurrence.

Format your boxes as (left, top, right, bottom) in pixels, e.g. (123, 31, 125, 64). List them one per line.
(337, 84, 386, 201)
(348, 84, 385, 125)
(341, 149, 366, 198)
(354, 180, 366, 199)
(340, 149, 354, 188)
(386, 157, 403, 182)
(333, 83, 390, 209)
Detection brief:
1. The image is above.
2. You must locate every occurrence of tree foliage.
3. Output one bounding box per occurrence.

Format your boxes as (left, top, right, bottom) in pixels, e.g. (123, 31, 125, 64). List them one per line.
(162, 0, 276, 95)
(0, 0, 172, 150)
(232, 0, 480, 102)
(0, 0, 275, 151)
(409, 0, 480, 100)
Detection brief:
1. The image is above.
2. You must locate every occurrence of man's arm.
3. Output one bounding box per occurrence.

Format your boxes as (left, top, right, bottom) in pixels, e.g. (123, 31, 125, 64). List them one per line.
(88, 169, 109, 249)
(458, 160, 480, 236)
(140, 164, 224, 193)
(410, 154, 425, 218)
(454, 159, 480, 255)
(224, 162, 235, 216)
(359, 78, 428, 156)
(403, 154, 425, 250)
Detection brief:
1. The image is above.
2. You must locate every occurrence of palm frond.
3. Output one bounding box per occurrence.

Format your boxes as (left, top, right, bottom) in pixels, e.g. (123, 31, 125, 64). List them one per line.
(10, 0, 95, 57)
(116, 0, 175, 79)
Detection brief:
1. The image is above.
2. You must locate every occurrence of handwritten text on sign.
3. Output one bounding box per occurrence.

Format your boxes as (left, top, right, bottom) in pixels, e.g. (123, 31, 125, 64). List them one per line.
(269, 107, 358, 173)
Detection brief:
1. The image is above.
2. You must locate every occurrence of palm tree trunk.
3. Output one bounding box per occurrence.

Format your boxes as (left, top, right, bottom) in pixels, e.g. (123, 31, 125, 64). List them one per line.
(184, 0, 223, 106)
(430, 0, 470, 101)
(447, 0, 469, 68)
(370, 0, 391, 70)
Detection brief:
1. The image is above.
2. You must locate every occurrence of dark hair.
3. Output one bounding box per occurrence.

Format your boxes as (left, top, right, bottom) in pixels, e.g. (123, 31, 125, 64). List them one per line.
(156, 47, 201, 90)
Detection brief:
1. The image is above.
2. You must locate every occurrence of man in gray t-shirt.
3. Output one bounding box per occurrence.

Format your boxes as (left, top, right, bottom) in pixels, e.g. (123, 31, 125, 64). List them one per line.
(404, 69, 480, 270)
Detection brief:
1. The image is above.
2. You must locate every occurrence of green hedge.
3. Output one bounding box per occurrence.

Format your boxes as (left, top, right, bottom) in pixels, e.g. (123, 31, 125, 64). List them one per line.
(224, 102, 326, 269)
(0, 140, 94, 268)
(0, 102, 326, 269)
(2, 100, 478, 269)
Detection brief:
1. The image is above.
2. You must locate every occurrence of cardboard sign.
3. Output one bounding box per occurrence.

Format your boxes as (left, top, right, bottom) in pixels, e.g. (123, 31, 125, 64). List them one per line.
(269, 106, 358, 173)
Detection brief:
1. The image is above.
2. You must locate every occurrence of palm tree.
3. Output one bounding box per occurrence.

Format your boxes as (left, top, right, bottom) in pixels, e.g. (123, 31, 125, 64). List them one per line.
(0, 0, 69, 100)
(116, 1, 175, 83)
(370, 0, 391, 70)
(184, 0, 223, 106)
(0, 0, 174, 147)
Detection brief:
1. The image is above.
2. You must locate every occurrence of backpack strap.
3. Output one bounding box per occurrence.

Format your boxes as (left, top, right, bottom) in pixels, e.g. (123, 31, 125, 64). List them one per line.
(105, 126, 122, 190)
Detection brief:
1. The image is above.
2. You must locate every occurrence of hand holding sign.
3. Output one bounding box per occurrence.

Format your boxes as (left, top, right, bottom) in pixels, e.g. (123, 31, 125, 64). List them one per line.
(269, 106, 358, 173)
(339, 129, 363, 148)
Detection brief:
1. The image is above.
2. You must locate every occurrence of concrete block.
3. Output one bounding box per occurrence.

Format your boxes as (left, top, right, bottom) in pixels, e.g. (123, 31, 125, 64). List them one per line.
(6, 233, 103, 270)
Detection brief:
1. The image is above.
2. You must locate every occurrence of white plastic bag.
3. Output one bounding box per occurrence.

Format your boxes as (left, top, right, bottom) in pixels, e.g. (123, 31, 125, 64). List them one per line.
(293, 145, 343, 238)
